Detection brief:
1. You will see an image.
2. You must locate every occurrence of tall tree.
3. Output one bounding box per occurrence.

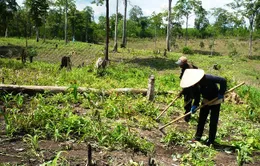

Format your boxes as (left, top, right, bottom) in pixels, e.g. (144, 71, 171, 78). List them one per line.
(121, 0, 127, 48)
(92, 0, 109, 61)
(83, 6, 94, 42)
(65, 0, 68, 43)
(255, 11, 260, 30)
(113, 0, 119, 52)
(151, 12, 163, 49)
(25, 0, 49, 42)
(46, 9, 62, 38)
(55, 0, 75, 44)
(68, 3, 77, 41)
(173, 0, 201, 46)
(0, 0, 18, 37)
(166, 0, 172, 51)
(129, 5, 143, 23)
(211, 8, 235, 35)
(194, 5, 209, 38)
(228, 0, 260, 56)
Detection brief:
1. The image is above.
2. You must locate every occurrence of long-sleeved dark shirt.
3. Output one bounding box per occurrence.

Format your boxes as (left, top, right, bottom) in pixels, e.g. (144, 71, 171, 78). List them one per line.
(193, 74, 227, 106)
(179, 63, 198, 79)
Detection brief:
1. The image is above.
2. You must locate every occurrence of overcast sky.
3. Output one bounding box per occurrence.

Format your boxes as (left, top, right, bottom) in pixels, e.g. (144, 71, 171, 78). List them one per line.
(17, 0, 234, 27)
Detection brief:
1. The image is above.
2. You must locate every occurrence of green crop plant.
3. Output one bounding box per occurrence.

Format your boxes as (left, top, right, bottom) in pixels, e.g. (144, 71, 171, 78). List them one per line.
(2, 93, 14, 108)
(40, 151, 69, 166)
(181, 142, 216, 166)
(233, 141, 253, 166)
(0, 108, 11, 135)
(237, 86, 260, 121)
(13, 93, 24, 108)
(67, 81, 79, 101)
(23, 134, 40, 151)
(138, 116, 156, 130)
(161, 128, 186, 146)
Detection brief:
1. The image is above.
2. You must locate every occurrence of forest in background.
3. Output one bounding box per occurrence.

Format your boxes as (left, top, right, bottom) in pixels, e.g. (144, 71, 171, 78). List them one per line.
(0, 0, 259, 46)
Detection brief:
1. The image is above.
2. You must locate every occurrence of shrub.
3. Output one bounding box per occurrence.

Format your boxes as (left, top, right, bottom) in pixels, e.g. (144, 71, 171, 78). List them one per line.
(182, 46, 193, 54)
(199, 41, 205, 49)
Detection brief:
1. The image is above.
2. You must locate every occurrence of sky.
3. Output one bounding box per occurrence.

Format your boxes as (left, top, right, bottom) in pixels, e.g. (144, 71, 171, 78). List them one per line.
(16, 0, 234, 27)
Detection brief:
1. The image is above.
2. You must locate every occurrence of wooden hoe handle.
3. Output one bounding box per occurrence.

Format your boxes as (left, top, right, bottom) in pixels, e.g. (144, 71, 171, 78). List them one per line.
(156, 92, 181, 120)
(159, 82, 245, 131)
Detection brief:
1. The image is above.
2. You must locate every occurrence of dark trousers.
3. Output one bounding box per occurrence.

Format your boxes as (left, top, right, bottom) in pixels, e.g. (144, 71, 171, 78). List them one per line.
(184, 97, 192, 121)
(195, 104, 221, 143)
(183, 88, 194, 121)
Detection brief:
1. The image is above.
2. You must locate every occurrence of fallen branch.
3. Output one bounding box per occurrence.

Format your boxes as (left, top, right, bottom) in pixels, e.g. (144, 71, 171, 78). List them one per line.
(0, 84, 175, 96)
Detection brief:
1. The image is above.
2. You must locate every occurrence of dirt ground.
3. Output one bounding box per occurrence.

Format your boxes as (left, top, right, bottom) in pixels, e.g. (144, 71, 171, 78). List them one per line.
(1, 114, 260, 166)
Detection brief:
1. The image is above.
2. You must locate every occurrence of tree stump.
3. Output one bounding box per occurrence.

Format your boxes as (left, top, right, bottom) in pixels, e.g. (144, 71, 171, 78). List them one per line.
(60, 56, 72, 70)
(21, 48, 27, 64)
(95, 57, 106, 69)
(148, 157, 156, 166)
(147, 75, 155, 101)
(29, 56, 33, 63)
(87, 144, 92, 166)
(163, 49, 167, 57)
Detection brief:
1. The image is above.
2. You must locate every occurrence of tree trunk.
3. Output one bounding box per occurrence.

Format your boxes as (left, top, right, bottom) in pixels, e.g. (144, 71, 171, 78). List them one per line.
(29, 56, 33, 63)
(72, 12, 75, 42)
(147, 75, 155, 101)
(85, 16, 88, 42)
(113, 0, 119, 52)
(0, 84, 175, 96)
(249, 20, 253, 56)
(166, 0, 172, 51)
(154, 26, 157, 50)
(210, 36, 215, 56)
(43, 15, 46, 43)
(105, 0, 109, 61)
(5, 27, 8, 38)
(85, 28, 88, 42)
(185, 15, 188, 46)
(36, 27, 39, 42)
(29, 18, 32, 37)
(65, 0, 68, 44)
(122, 0, 127, 48)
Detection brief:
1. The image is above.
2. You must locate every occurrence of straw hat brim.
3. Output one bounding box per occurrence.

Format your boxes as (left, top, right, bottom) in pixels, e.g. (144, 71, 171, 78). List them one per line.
(180, 69, 205, 88)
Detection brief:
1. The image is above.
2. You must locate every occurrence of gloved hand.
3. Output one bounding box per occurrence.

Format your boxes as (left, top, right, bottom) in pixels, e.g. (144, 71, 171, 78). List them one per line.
(218, 94, 224, 99)
(190, 105, 198, 114)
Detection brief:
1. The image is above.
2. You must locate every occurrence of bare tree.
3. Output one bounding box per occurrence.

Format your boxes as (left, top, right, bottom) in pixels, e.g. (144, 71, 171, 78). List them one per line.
(65, 0, 68, 44)
(228, 0, 260, 56)
(122, 0, 127, 48)
(105, 0, 109, 60)
(166, 0, 172, 51)
(113, 0, 119, 52)
(92, 0, 109, 61)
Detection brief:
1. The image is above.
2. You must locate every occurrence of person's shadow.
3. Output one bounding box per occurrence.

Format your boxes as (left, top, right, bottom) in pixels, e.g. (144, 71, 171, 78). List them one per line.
(208, 142, 238, 153)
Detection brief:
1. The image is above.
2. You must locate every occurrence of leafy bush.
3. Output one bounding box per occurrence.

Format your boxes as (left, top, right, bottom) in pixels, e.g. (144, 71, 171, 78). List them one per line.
(27, 48, 38, 57)
(182, 46, 193, 54)
(199, 41, 205, 49)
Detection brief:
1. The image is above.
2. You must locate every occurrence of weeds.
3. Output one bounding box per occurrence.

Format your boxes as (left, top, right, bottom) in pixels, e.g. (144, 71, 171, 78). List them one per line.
(40, 151, 69, 166)
(233, 142, 253, 166)
(181, 142, 216, 165)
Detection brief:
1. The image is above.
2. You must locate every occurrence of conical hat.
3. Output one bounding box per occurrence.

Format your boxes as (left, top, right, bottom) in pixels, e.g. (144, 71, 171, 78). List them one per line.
(180, 69, 205, 88)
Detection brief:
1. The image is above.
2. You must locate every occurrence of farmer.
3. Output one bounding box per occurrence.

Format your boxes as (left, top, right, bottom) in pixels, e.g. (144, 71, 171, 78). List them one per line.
(180, 69, 227, 146)
(176, 56, 198, 122)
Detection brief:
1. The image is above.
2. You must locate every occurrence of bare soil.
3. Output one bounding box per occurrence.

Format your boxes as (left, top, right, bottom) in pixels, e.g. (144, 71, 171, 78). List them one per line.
(1, 114, 260, 166)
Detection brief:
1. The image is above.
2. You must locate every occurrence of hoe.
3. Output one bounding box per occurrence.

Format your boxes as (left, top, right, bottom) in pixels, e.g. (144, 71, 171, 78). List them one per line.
(159, 82, 245, 135)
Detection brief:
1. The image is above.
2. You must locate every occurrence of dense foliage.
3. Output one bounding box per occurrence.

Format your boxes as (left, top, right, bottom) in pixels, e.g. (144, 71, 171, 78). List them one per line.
(0, 0, 260, 42)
